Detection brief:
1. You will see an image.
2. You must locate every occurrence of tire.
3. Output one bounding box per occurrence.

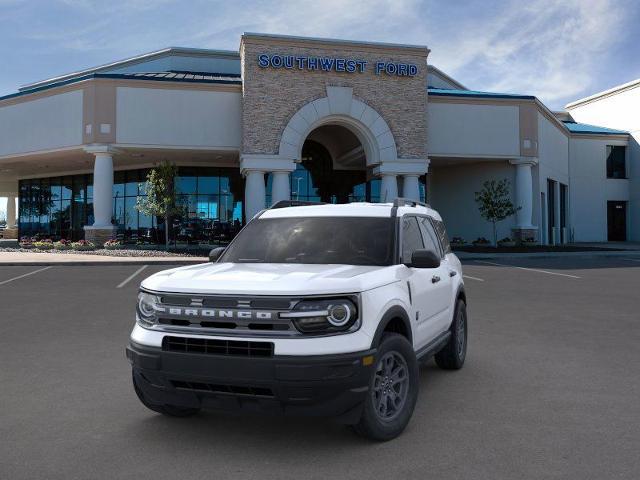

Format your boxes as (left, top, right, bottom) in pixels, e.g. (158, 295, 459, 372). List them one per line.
(434, 299, 468, 370)
(352, 333, 419, 441)
(132, 371, 200, 418)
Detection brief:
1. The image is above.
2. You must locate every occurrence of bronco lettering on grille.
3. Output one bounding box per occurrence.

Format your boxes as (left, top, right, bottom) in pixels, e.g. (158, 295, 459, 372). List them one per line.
(156, 306, 274, 320)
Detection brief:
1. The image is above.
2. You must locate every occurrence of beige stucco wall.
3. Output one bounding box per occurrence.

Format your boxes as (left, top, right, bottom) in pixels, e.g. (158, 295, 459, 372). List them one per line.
(240, 35, 429, 160)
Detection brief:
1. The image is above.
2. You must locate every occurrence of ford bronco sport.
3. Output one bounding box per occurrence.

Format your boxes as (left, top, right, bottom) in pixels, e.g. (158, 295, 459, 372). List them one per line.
(126, 199, 468, 441)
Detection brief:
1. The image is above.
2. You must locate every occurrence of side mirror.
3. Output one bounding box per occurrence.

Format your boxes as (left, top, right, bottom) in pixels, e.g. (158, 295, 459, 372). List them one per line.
(208, 247, 226, 262)
(407, 249, 440, 269)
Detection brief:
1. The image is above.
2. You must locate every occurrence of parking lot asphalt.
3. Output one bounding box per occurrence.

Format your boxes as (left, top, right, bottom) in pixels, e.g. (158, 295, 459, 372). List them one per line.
(1, 257, 639, 480)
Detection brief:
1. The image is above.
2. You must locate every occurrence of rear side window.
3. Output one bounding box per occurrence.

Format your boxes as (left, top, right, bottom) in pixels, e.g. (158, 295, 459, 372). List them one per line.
(418, 217, 442, 257)
(401, 216, 424, 263)
(433, 219, 452, 254)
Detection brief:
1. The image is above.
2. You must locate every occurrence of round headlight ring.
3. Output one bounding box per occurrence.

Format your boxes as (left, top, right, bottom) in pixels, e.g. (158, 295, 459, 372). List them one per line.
(327, 303, 352, 327)
(137, 292, 157, 320)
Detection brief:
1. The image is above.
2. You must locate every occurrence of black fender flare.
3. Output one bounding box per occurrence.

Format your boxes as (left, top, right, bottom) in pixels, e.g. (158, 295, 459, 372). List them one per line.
(371, 305, 413, 348)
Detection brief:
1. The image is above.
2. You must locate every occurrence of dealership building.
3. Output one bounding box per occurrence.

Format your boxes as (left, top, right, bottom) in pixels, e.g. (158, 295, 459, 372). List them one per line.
(0, 33, 637, 245)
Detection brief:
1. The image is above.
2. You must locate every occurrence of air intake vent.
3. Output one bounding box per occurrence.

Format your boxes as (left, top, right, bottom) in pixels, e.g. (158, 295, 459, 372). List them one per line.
(171, 380, 274, 397)
(162, 336, 274, 357)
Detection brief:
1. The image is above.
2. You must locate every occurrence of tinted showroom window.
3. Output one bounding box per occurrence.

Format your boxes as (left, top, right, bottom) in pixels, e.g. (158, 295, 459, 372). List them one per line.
(606, 146, 626, 179)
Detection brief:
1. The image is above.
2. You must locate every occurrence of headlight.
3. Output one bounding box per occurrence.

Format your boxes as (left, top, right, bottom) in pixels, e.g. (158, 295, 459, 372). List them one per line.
(282, 297, 359, 334)
(136, 291, 160, 327)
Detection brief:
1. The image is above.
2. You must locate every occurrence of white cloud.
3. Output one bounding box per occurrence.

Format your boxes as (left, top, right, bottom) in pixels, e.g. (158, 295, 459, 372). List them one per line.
(426, 0, 628, 107)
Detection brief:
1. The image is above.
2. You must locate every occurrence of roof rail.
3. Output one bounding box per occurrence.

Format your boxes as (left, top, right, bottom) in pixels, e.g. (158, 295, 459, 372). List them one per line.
(269, 200, 327, 209)
(392, 198, 432, 209)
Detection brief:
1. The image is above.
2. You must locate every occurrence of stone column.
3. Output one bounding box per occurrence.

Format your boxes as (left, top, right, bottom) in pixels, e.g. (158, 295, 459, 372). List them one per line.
(380, 174, 398, 202)
(83, 146, 117, 245)
(244, 170, 266, 220)
(2, 195, 18, 240)
(6, 195, 16, 228)
(270, 171, 290, 206)
(402, 175, 420, 201)
(510, 157, 538, 242)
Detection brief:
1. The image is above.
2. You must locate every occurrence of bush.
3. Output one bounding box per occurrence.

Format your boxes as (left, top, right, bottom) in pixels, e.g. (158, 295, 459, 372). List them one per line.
(71, 240, 96, 251)
(54, 239, 73, 250)
(103, 239, 123, 250)
(472, 237, 491, 246)
(450, 236, 465, 245)
(19, 236, 34, 249)
(33, 239, 54, 250)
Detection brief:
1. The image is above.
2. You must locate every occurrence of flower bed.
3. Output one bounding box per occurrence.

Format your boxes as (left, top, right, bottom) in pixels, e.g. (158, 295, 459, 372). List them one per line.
(71, 240, 96, 251)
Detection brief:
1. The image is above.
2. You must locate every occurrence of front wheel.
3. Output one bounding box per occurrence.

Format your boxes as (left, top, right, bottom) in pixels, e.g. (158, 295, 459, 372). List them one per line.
(434, 299, 468, 370)
(352, 333, 419, 441)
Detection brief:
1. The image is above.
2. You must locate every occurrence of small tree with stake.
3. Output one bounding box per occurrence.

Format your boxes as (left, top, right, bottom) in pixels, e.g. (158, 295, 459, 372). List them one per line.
(474, 179, 519, 246)
(136, 161, 182, 250)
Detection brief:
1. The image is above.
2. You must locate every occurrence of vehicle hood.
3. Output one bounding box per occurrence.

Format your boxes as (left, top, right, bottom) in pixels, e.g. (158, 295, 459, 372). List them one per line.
(141, 262, 398, 295)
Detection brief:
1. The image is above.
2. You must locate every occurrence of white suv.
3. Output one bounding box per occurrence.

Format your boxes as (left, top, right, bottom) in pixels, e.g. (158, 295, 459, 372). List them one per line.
(127, 199, 468, 441)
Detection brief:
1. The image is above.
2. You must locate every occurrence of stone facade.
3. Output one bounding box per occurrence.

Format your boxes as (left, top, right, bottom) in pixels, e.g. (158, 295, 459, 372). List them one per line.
(240, 34, 429, 161)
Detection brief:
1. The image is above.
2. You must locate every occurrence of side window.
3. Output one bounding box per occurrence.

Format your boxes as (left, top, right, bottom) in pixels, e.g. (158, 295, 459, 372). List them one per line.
(417, 217, 442, 257)
(401, 216, 424, 263)
(433, 219, 452, 254)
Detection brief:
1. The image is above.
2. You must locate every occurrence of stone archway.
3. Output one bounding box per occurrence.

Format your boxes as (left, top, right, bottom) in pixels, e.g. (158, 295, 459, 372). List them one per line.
(278, 86, 398, 166)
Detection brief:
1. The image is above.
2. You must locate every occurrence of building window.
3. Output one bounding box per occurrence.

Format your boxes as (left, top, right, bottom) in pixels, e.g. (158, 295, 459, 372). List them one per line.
(606, 145, 626, 179)
(18, 167, 244, 245)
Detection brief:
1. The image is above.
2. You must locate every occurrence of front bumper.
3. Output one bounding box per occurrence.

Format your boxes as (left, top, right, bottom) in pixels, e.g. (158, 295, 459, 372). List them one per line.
(126, 341, 376, 422)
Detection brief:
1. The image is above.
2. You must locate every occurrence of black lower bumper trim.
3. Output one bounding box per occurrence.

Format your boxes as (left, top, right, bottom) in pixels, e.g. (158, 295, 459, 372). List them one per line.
(127, 341, 376, 422)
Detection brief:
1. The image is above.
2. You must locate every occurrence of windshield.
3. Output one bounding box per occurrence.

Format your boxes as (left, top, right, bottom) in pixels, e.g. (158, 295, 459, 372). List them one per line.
(220, 216, 394, 266)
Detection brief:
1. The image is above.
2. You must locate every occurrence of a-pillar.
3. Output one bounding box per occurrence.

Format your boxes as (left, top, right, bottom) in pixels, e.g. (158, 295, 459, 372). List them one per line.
(509, 157, 539, 242)
(83, 145, 117, 245)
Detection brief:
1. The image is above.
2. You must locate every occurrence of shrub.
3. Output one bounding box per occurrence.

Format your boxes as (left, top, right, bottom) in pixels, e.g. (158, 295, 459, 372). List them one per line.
(54, 239, 73, 250)
(33, 239, 54, 250)
(103, 239, 123, 250)
(71, 240, 96, 251)
(450, 236, 465, 245)
(472, 237, 491, 246)
(19, 236, 34, 249)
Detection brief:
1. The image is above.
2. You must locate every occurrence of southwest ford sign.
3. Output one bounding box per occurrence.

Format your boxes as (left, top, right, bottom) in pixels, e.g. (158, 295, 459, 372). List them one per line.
(257, 54, 418, 77)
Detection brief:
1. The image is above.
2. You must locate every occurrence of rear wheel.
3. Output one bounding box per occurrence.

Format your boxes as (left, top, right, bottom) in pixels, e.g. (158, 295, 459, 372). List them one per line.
(132, 371, 200, 417)
(434, 299, 467, 370)
(352, 333, 419, 441)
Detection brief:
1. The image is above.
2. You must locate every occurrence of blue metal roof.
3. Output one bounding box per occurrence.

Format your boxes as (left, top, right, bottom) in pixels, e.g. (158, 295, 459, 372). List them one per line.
(427, 87, 535, 100)
(0, 71, 242, 102)
(562, 121, 628, 135)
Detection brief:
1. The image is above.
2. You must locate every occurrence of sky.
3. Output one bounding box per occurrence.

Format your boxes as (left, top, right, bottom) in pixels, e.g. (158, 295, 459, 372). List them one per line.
(1, 0, 640, 215)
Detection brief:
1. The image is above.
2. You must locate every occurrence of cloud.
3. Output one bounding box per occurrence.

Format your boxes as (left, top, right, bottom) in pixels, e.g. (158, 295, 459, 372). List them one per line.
(1, 0, 637, 109)
(426, 0, 630, 108)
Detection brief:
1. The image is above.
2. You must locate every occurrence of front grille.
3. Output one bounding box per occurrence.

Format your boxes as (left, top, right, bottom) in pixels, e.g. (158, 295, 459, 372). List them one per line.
(162, 336, 274, 357)
(171, 380, 274, 397)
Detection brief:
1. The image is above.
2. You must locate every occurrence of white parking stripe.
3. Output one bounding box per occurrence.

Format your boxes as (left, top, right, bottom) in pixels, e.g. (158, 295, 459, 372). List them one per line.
(474, 260, 581, 279)
(117, 265, 148, 289)
(463, 274, 485, 282)
(0, 266, 52, 286)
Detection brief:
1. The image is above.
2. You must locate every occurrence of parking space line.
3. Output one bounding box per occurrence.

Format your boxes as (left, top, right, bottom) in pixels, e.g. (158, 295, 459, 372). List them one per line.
(116, 265, 148, 289)
(0, 266, 52, 286)
(474, 260, 581, 279)
(463, 274, 484, 282)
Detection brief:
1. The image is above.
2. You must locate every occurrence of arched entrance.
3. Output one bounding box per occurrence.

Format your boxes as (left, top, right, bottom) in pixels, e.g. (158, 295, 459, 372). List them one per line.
(290, 124, 381, 204)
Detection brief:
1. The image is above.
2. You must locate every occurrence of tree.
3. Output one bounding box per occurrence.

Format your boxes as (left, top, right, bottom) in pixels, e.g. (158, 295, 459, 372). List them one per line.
(474, 179, 519, 246)
(136, 161, 182, 250)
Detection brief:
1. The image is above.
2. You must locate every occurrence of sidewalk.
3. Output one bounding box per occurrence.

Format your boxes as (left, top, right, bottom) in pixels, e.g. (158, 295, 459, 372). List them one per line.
(0, 251, 207, 266)
(456, 249, 640, 261)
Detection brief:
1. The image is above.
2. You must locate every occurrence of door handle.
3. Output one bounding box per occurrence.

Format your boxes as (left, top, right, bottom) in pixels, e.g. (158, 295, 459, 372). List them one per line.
(449, 270, 457, 277)
(431, 275, 441, 284)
